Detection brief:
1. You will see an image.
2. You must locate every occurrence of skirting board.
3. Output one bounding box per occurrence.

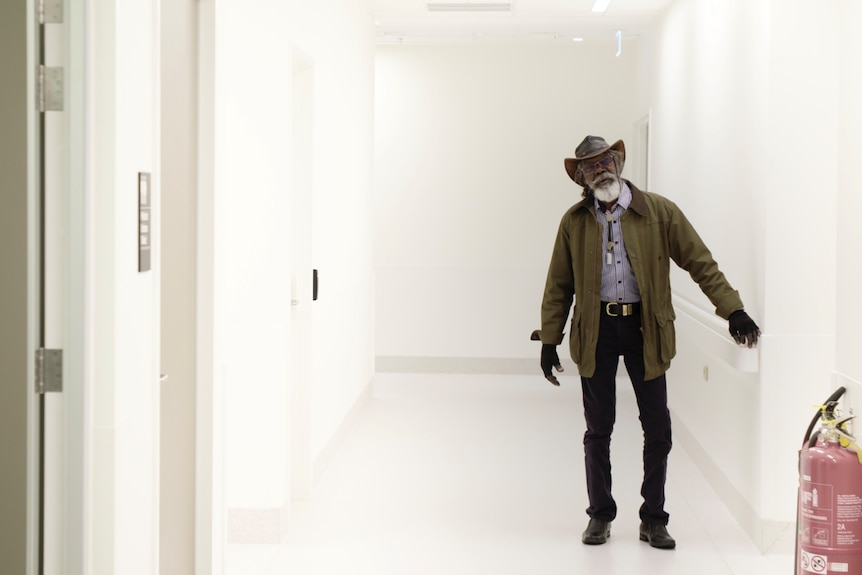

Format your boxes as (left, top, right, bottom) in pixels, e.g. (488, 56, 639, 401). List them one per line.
(375, 356, 575, 376)
(226, 508, 281, 544)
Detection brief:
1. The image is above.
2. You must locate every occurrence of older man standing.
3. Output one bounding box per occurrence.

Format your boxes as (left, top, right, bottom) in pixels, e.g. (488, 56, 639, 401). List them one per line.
(534, 136, 760, 549)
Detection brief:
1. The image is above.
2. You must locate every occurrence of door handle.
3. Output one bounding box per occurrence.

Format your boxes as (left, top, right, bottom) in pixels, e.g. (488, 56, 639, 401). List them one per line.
(160, 374, 169, 383)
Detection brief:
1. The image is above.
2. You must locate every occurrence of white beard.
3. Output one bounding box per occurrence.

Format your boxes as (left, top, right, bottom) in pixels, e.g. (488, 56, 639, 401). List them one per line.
(592, 177, 621, 204)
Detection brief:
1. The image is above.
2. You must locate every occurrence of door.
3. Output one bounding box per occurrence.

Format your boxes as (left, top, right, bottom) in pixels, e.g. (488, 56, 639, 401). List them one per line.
(0, 2, 38, 572)
(289, 46, 315, 510)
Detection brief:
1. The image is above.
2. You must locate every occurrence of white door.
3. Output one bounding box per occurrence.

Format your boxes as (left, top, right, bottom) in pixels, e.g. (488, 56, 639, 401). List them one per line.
(289, 47, 315, 509)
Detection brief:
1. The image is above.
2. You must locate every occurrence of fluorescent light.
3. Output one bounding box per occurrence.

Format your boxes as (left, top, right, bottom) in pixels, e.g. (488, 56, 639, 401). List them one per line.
(572, 37, 584, 42)
(591, 0, 612, 13)
(427, 3, 512, 12)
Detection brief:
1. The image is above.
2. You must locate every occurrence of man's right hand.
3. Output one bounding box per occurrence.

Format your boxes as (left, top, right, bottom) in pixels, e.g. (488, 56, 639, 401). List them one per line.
(541, 344, 564, 386)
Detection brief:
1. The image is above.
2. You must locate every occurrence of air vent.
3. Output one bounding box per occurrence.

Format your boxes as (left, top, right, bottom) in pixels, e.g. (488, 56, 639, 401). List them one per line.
(427, 3, 512, 12)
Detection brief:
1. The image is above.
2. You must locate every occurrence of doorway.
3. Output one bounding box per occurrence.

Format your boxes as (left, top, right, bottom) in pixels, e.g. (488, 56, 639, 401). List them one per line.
(288, 45, 315, 519)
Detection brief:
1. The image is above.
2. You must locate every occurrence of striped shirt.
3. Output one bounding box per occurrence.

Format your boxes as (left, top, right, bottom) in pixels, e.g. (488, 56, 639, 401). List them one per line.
(595, 182, 641, 303)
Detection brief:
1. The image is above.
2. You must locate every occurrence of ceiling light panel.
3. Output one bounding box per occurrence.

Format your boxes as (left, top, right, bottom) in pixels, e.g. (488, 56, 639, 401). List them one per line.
(591, 0, 612, 13)
(426, 3, 513, 12)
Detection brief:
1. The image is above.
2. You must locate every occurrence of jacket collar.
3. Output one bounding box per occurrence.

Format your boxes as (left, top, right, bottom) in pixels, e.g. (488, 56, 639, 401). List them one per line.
(627, 181, 649, 216)
(575, 179, 648, 217)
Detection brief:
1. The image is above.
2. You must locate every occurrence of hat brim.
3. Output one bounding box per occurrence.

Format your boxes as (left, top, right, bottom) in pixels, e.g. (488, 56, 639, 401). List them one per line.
(564, 139, 626, 186)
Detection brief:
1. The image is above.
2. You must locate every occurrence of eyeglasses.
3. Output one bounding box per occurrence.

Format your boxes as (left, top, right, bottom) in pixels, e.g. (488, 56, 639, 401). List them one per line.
(580, 155, 616, 175)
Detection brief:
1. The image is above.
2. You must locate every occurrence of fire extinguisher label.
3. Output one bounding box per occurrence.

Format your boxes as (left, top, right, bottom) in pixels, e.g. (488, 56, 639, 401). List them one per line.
(800, 550, 829, 573)
(803, 482, 835, 546)
(835, 494, 862, 546)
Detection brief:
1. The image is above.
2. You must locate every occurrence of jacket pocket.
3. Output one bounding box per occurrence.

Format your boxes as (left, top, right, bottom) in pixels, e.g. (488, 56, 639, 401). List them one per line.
(655, 306, 677, 363)
(569, 307, 582, 364)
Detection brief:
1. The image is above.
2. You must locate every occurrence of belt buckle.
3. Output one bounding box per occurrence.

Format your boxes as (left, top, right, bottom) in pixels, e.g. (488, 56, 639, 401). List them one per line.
(606, 302, 618, 317)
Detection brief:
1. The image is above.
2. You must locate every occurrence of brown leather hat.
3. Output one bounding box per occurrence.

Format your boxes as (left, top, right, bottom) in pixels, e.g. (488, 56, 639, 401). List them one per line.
(564, 136, 626, 186)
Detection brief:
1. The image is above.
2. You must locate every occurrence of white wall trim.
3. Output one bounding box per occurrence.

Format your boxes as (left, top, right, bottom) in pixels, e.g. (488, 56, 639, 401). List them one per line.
(375, 356, 569, 376)
(673, 293, 759, 374)
(375, 356, 540, 375)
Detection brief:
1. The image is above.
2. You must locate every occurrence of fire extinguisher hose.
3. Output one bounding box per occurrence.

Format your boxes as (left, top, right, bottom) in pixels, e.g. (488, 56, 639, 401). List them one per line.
(803, 386, 847, 444)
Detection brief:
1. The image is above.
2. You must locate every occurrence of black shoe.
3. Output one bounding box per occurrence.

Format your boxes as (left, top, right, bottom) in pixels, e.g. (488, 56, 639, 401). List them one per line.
(582, 518, 611, 545)
(639, 522, 676, 549)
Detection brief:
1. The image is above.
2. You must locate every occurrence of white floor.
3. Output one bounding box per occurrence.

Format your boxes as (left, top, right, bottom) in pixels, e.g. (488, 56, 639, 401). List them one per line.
(227, 373, 795, 574)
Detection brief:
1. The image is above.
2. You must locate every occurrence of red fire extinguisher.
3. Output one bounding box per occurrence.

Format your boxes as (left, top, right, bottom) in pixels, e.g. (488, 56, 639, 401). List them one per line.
(797, 387, 862, 575)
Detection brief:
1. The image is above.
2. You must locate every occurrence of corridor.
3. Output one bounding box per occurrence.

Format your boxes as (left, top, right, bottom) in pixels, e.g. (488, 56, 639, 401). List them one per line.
(226, 373, 794, 575)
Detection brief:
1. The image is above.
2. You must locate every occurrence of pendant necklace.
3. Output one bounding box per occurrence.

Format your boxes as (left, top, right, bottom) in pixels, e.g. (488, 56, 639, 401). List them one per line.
(605, 210, 614, 265)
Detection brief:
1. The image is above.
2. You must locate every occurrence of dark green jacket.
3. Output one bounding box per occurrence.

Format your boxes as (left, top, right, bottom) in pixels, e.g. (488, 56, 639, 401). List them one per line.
(539, 181, 744, 380)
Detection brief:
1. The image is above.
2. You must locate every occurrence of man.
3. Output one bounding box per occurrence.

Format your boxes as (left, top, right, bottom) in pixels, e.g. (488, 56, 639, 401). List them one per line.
(534, 135, 760, 550)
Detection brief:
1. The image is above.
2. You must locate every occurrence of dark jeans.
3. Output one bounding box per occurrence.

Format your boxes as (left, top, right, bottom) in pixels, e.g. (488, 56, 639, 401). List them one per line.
(580, 310, 672, 525)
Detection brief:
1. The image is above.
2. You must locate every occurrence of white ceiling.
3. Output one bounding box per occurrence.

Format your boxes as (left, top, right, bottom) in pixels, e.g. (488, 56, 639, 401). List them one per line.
(372, 0, 676, 44)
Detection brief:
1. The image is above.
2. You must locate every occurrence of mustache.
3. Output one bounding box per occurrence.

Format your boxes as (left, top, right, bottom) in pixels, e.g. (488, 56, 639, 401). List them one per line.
(593, 173, 616, 185)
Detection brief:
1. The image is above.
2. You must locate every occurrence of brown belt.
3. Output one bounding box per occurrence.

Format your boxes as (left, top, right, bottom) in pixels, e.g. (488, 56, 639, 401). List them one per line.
(602, 302, 641, 317)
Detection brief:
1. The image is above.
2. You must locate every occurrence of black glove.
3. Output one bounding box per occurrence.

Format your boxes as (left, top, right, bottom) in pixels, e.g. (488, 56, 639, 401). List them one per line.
(728, 310, 760, 348)
(540, 344, 564, 386)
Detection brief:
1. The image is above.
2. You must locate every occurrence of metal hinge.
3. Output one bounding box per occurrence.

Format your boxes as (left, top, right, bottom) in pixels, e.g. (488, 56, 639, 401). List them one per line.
(38, 0, 64, 24)
(38, 65, 64, 112)
(35, 349, 63, 394)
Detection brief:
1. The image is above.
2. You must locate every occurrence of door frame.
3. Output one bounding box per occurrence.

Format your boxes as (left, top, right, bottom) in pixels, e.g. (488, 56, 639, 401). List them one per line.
(0, 0, 87, 573)
(195, 1, 225, 571)
(42, 0, 88, 572)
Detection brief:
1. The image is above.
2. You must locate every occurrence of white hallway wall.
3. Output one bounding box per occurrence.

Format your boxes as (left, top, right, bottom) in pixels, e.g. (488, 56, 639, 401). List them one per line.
(196, 0, 376, 562)
(373, 0, 862, 552)
(648, 0, 861, 549)
(836, 2, 862, 396)
(374, 41, 641, 372)
(87, 0, 162, 572)
(55, 0, 375, 571)
(647, 0, 773, 548)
